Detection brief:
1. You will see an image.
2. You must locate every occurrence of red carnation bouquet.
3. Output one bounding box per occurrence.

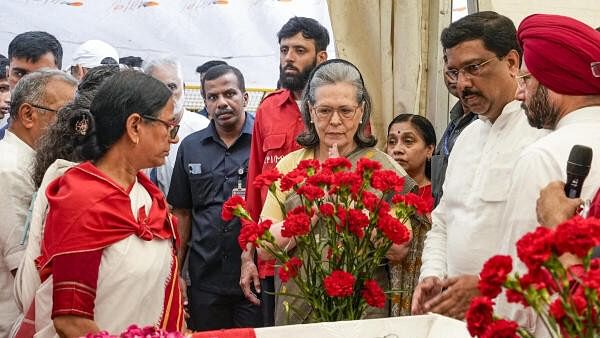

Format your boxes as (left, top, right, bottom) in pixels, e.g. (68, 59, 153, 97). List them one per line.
(222, 157, 431, 322)
(466, 216, 600, 338)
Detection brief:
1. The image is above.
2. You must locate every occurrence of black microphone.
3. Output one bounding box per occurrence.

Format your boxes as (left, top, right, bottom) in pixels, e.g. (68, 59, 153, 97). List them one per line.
(564, 145, 593, 198)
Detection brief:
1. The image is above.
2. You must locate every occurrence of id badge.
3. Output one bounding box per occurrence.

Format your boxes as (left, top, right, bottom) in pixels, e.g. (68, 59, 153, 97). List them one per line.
(231, 187, 246, 198)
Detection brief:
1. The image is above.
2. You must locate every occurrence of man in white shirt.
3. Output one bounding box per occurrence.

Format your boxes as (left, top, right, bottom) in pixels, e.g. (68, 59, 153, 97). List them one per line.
(495, 14, 600, 335)
(411, 11, 546, 319)
(0, 70, 76, 337)
(143, 57, 210, 196)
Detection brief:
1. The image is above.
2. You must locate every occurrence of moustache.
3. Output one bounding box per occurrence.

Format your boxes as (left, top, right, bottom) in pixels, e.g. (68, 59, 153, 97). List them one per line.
(283, 64, 299, 72)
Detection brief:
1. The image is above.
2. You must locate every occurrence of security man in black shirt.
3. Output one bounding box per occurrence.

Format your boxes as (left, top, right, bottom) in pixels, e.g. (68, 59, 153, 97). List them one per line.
(169, 65, 262, 331)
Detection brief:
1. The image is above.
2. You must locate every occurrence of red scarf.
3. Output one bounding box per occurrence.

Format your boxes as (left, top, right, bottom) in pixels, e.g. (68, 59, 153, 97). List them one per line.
(32, 161, 184, 332)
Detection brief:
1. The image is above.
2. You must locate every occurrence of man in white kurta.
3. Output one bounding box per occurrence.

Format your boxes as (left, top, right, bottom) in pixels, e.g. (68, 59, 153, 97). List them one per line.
(0, 70, 76, 337)
(495, 14, 600, 336)
(412, 11, 546, 319)
(143, 57, 209, 196)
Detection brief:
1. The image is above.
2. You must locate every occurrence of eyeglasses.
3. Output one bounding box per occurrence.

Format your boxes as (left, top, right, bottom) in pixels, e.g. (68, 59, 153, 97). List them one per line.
(29, 103, 58, 113)
(592, 62, 600, 78)
(312, 105, 360, 120)
(141, 115, 180, 140)
(516, 72, 532, 89)
(445, 56, 498, 81)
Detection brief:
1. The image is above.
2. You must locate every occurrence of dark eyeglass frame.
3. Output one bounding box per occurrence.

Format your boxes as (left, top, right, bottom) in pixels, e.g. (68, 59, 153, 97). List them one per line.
(29, 103, 58, 113)
(141, 114, 180, 140)
(445, 56, 498, 81)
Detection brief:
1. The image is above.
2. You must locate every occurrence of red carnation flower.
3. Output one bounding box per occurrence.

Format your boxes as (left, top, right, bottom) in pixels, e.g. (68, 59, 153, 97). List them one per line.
(238, 219, 272, 250)
(361, 279, 386, 308)
(519, 268, 558, 294)
(279, 256, 303, 283)
(360, 191, 380, 212)
(347, 209, 370, 238)
(371, 170, 405, 193)
(549, 298, 566, 322)
(319, 203, 335, 217)
(582, 259, 600, 291)
(306, 172, 333, 187)
(554, 216, 598, 257)
(297, 159, 321, 174)
(296, 184, 325, 201)
(280, 169, 306, 192)
(481, 319, 518, 338)
(322, 157, 352, 172)
(391, 192, 432, 214)
(323, 270, 355, 298)
(331, 171, 362, 195)
(377, 213, 410, 244)
(516, 226, 554, 271)
(281, 210, 311, 237)
(479, 255, 513, 298)
(222, 195, 246, 221)
(336, 205, 348, 232)
(253, 168, 282, 189)
(356, 158, 381, 177)
(466, 296, 495, 337)
(505, 289, 527, 306)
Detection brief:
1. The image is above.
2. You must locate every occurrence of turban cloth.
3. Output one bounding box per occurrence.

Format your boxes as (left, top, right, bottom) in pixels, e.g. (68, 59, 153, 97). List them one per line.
(517, 14, 600, 95)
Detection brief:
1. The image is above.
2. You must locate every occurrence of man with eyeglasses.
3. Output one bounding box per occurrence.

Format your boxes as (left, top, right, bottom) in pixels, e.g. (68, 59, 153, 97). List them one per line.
(169, 65, 262, 331)
(143, 57, 209, 196)
(412, 11, 546, 320)
(493, 14, 600, 335)
(0, 69, 76, 337)
(430, 59, 477, 207)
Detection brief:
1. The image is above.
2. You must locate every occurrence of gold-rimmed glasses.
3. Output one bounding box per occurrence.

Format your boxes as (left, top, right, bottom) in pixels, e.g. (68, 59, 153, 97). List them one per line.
(445, 56, 498, 81)
(312, 105, 360, 120)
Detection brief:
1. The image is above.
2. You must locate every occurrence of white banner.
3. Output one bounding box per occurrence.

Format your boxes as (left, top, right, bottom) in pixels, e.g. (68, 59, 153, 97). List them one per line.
(0, 0, 335, 88)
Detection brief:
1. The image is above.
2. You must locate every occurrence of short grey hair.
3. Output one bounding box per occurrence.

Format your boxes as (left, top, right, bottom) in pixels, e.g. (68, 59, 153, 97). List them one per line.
(297, 60, 376, 148)
(142, 56, 183, 82)
(10, 69, 77, 119)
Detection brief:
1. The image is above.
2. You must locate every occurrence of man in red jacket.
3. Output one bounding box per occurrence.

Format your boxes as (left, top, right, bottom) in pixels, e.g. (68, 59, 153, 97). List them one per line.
(241, 16, 329, 326)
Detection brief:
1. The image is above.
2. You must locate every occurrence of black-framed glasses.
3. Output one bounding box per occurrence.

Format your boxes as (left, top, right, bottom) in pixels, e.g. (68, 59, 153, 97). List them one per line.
(445, 56, 498, 81)
(141, 115, 180, 140)
(29, 103, 58, 113)
(516, 72, 532, 89)
(312, 105, 360, 120)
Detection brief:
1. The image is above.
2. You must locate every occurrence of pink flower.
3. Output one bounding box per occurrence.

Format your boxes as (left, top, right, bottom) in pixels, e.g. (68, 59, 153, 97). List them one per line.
(323, 270, 355, 298)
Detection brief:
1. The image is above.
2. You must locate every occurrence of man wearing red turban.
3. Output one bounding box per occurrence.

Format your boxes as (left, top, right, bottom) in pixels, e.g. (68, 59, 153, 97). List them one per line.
(497, 14, 600, 336)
